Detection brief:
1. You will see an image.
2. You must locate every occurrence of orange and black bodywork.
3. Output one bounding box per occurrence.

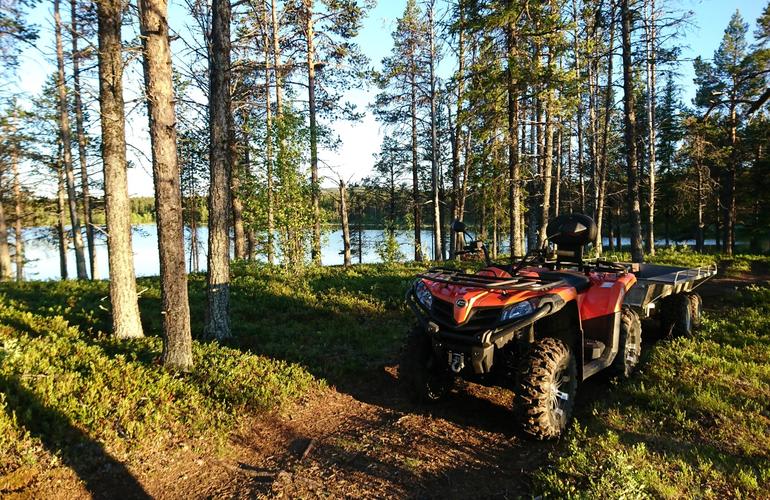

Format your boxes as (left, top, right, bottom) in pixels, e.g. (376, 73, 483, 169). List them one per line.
(406, 261, 636, 383)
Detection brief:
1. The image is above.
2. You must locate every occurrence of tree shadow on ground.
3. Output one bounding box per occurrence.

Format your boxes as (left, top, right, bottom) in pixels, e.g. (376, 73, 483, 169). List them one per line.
(0, 374, 150, 499)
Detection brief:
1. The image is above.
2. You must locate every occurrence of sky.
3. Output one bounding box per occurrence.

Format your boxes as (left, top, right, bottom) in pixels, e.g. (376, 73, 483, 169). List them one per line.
(8, 0, 768, 197)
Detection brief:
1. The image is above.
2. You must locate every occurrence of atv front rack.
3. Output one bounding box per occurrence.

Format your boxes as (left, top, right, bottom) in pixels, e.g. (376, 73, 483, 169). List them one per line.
(418, 267, 565, 291)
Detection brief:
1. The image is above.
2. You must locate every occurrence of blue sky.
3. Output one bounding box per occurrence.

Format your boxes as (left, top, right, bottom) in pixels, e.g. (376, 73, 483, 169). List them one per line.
(10, 0, 768, 196)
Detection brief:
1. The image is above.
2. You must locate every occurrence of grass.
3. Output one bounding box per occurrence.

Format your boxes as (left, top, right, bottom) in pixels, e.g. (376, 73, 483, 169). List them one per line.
(0, 294, 316, 486)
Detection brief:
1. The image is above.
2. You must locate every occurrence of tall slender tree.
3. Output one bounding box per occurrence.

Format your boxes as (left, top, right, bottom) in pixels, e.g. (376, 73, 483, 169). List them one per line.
(139, 0, 193, 369)
(54, 0, 88, 279)
(205, 0, 232, 340)
(96, 0, 144, 338)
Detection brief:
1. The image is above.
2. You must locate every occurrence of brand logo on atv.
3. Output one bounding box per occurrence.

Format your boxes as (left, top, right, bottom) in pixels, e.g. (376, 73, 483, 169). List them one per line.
(455, 299, 467, 308)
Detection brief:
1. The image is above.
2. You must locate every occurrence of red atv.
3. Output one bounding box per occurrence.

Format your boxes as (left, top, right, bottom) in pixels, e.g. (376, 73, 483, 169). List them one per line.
(403, 214, 642, 439)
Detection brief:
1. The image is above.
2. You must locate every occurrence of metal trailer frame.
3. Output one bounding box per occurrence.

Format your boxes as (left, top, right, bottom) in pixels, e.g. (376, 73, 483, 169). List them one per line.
(622, 263, 717, 317)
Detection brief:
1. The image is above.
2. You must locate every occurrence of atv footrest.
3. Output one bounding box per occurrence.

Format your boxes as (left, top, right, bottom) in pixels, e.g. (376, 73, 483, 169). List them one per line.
(584, 340, 605, 360)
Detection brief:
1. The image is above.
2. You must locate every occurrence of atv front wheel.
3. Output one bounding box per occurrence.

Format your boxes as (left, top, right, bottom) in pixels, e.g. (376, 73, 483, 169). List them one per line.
(516, 337, 577, 440)
(400, 328, 453, 403)
(611, 307, 642, 377)
(662, 293, 693, 337)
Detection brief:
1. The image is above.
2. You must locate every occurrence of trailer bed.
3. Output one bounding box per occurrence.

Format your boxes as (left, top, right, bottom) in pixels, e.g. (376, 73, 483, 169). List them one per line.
(624, 263, 717, 315)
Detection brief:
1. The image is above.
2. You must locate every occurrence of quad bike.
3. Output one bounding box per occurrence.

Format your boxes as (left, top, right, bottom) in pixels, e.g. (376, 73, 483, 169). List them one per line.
(403, 213, 712, 439)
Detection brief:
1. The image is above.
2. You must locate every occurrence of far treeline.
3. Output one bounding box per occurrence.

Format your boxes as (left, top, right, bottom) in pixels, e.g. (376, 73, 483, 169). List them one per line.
(0, 0, 768, 370)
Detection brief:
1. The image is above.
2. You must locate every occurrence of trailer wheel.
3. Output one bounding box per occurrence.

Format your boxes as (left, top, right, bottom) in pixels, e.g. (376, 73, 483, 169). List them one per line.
(516, 337, 577, 440)
(611, 307, 642, 377)
(400, 328, 453, 403)
(687, 292, 702, 329)
(662, 294, 693, 337)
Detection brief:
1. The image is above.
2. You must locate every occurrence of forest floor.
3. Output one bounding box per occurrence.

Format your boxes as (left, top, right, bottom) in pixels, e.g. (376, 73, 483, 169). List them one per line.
(1, 251, 768, 498)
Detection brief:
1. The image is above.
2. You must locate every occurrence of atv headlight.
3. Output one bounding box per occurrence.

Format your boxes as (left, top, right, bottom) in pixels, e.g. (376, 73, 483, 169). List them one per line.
(500, 300, 534, 322)
(415, 281, 433, 309)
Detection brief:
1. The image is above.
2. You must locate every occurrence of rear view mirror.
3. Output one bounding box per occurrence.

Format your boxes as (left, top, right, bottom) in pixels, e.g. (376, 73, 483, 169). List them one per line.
(451, 220, 467, 233)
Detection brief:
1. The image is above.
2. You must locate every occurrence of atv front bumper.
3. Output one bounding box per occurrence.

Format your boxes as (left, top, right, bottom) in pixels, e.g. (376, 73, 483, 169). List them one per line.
(406, 290, 565, 374)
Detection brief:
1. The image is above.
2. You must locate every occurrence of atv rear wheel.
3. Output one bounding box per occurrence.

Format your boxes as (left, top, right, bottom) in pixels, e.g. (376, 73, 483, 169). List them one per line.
(611, 307, 642, 377)
(687, 292, 702, 329)
(662, 293, 693, 337)
(400, 328, 453, 403)
(516, 337, 577, 440)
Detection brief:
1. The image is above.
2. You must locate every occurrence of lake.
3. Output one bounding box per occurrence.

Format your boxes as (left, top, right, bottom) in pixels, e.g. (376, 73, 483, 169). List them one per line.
(17, 224, 713, 281)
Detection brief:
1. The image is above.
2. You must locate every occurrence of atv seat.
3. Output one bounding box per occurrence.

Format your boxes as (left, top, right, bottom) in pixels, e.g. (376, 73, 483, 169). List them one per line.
(539, 271, 591, 293)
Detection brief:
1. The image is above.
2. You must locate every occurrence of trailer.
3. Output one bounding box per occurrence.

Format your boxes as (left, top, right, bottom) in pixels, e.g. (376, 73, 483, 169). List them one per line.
(620, 262, 717, 336)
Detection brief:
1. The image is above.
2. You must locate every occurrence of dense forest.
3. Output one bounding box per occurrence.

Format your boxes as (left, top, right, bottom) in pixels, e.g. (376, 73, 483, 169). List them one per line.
(0, 0, 768, 367)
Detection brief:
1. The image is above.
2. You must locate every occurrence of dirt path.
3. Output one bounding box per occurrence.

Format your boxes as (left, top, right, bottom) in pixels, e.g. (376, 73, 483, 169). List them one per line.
(200, 366, 555, 499)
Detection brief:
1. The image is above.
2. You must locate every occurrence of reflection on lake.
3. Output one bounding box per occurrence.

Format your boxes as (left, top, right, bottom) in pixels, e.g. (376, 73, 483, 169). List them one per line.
(18, 224, 716, 281)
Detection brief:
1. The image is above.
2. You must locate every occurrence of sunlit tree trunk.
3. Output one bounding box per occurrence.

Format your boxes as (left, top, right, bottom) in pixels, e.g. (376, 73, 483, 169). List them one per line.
(206, 0, 232, 340)
(621, 0, 644, 263)
(339, 179, 351, 267)
(12, 145, 23, 281)
(305, 0, 321, 265)
(428, 1, 442, 261)
(97, 0, 145, 338)
(644, 0, 657, 255)
(54, 0, 88, 279)
(139, 0, 193, 369)
(71, 0, 97, 279)
(0, 168, 11, 280)
(56, 150, 68, 280)
(264, 2, 275, 264)
(507, 13, 523, 259)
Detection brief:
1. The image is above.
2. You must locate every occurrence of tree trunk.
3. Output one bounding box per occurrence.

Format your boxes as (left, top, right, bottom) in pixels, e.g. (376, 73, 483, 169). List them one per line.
(538, 102, 553, 246)
(507, 16, 523, 259)
(96, 0, 145, 338)
(428, 2, 442, 261)
(339, 180, 351, 267)
(595, 3, 616, 255)
(12, 145, 23, 281)
(206, 0, 233, 340)
(697, 164, 705, 252)
(0, 168, 11, 280)
(71, 0, 97, 279)
(572, 0, 586, 213)
(54, 0, 88, 279)
(621, 0, 644, 263)
(644, 0, 657, 255)
(139, 0, 193, 369)
(57, 150, 69, 280)
(410, 61, 422, 261)
(263, 2, 275, 264)
(305, 0, 321, 265)
(724, 102, 737, 255)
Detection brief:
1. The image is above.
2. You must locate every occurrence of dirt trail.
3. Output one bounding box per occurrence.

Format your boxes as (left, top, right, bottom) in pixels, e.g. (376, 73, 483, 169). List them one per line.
(203, 366, 554, 499)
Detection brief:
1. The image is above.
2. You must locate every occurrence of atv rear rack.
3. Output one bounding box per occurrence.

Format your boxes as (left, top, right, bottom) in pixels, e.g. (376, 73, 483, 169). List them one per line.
(418, 267, 565, 291)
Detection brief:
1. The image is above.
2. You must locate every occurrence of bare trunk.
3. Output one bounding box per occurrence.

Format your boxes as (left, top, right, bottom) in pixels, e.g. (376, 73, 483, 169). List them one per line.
(97, 0, 144, 338)
(264, 3, 275, 264)
(206, 0, 232, 339)
(71, 0, 97, 279)
(12, 148, 23, 281)
(621, 0, 644, 262)
(507, 18, 523, 259)
(724, 102, 737, 255)
(595, 3, 616, 255)
(573, 0, 586, 213)
(428, 3, 442, 261)
(339, 180, 351, 267)
(305, 0, 321, 265)
(538, 101, 553, 246)
(0, 168, 10, 280)
(55, 0, 88, 279)
(410, 63, 422, 261)
(139, 0, 193, 368)
(644, 0, 656, 255)
(57, 160, 69, 280)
